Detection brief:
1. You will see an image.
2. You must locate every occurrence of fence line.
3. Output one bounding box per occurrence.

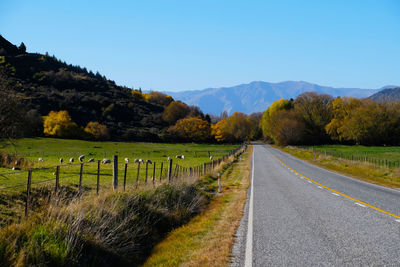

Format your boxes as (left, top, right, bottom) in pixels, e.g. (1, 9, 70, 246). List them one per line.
(302, 147, 400, 169)
(0, 145, 247, 218)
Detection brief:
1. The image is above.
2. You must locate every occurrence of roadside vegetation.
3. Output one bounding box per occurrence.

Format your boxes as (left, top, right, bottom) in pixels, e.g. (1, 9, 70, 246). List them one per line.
(280, 145, 400, 189)
(143, 146, 251, 266)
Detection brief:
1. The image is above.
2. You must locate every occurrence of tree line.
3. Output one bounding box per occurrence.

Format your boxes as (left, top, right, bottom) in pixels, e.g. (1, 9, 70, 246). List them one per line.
(261, 92, 400, 146)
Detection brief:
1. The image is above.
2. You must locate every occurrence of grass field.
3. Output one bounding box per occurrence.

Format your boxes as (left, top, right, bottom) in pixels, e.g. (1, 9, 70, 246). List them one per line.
(0, 138, 239, 225)
(280, 145, 400, 189)
(309, 145, 400, 162)
(0, 138, 238, 190)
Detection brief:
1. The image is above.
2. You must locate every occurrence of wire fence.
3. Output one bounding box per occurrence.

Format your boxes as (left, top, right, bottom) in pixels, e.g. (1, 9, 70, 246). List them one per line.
(301, 147, 400, 169)
(0, 144, 247, 218)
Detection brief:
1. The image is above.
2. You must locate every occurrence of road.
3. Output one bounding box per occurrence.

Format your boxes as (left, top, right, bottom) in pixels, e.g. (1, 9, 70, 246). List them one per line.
(232, 143, 400, 266)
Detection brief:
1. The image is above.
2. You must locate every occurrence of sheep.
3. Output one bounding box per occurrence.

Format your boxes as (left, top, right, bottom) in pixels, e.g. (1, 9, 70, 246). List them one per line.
(38, 158, 44, 162)
(12, 167, 21, 171)
(14, 158, 24, 166)
(176, 155, 185, 159)
(87, 158, 95, 163)
(69, 157, 74, 163)
(209, 156, 213, 160)
(125, 158, 129, 163)
(59, 158, 63, 164)
(134, 158, 144, 164)
(78, 155, 85, 163)
(102, 158, 111, 164)
(167, 157, 171, 161)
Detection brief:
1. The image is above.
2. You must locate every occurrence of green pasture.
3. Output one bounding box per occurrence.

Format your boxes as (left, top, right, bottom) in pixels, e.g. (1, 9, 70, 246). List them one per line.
(0, 138, 239, 191)
(308, 145, 400, 162)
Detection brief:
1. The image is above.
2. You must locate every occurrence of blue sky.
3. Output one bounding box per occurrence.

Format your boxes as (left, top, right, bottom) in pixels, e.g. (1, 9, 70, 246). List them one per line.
(1, 0, 399, 91)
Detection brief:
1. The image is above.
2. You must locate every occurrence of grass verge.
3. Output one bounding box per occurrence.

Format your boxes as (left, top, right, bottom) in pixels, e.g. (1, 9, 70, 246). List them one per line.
(142, 146, 251, 266)
(279, 146, 400, 189)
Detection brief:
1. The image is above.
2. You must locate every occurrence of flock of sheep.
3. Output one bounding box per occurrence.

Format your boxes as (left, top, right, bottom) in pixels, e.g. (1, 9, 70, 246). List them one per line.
(34, 154, 197, 165)
(11, 154, 213, 171)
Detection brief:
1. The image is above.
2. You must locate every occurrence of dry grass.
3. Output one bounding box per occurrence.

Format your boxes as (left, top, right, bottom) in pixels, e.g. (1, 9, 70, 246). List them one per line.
(280, 146, 400, 189)
(142, 146, 251, 266)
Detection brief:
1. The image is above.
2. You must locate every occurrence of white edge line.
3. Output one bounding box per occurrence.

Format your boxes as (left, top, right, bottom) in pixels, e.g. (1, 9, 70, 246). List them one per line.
(244, 147, 254, 267)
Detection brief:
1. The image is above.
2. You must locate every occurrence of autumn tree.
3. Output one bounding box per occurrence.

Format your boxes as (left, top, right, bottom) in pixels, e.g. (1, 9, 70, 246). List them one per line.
(43, 110, 79, 138)
(261, 98, 293, 141)
(162, 101, 191, 125)
(293, 92, 333, 144)
(84, 121, 110, 140)
(169, 117, 211, 142)
(212, 112, 251, 143)
(325, 97, 363, 142)
(143, 91, 174, 106)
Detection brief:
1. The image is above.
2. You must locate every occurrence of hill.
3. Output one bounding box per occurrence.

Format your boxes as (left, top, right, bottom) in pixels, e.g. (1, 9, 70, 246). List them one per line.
(0, 35, 166, 141)
(369, 87, 400, 102)
(167, 81, 381, 115)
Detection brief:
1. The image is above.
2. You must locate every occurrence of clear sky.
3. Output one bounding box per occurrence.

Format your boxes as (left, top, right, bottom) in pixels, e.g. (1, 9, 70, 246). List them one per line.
(1, 0, 399, 91)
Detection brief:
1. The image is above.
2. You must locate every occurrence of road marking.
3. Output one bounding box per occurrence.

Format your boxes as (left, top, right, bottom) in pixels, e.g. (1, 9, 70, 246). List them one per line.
(244, 147, 254, 267)
(396, 219, 400, 223)
(355, 202, 366, 207)
(318, 186, 323, 189)
(307, 180, 312, 184)
(332, 193, 340, 196)
(272, 155, 400, 220)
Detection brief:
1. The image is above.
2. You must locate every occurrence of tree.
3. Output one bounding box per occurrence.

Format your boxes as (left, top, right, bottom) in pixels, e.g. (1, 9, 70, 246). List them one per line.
(169, 117, 211, 142)
(84, 121, 110, 140)
(18, 42, 26, 53)
(212, 112, 251, 143)
(162, 101, 190, 125)
(293, 92, 333, 144)
(0, 70, 26, 139)
(261, 98, 293, 140)
(143, 91, 173, 106)
(43, 110, 79, 138)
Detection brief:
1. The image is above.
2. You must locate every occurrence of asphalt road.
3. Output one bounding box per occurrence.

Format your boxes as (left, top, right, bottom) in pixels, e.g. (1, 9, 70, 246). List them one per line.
(232, 143, 400, 266)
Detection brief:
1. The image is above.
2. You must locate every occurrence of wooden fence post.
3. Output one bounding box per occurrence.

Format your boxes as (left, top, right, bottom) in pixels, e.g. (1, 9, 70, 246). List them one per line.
(153, 162, 156, 185)
(25, 170, 32, 218)
(55, 166, 60, 193)
(113, 155, 118, 190)
(145, 161, 149, 184)
(160, 162, 163, 181)
(123, 163, 128, 191)
(96, 160, 100, 195)
(136, 162, 141, 188)
(168, 159, 172, 183)
(79, 163, 83, 192)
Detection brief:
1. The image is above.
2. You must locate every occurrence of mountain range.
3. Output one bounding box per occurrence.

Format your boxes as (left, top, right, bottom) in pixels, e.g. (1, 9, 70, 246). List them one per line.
(167, 81, 394, 115)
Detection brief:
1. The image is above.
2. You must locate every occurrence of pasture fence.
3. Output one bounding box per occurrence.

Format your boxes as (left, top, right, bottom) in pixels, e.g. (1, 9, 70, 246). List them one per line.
(300, 147, 400, 169)
(0, 145, 247, 218)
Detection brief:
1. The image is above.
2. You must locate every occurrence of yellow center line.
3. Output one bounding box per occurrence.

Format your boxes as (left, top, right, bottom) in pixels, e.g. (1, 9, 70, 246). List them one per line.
(272, 154, 400, 220)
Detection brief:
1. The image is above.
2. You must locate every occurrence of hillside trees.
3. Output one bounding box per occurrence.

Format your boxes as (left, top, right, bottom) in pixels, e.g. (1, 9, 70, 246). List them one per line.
(43, 110, 79, 138)
(162, 101, 191, 125)
(169, 117, 211, 142)
(84, 121, 110, 140)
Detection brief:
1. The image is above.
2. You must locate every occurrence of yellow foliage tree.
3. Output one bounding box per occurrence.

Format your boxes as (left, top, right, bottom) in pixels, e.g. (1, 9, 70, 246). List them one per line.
(212, 112, 251, 143)
(170, 117, 211, 142)
(84, 121, 110, 140)
(43, 110, 78, 137)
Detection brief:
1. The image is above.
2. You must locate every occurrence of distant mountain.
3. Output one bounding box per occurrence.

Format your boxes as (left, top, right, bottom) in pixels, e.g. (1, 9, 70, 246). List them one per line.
(369, 87, 400, 103)
(167, 81, 381, 115)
